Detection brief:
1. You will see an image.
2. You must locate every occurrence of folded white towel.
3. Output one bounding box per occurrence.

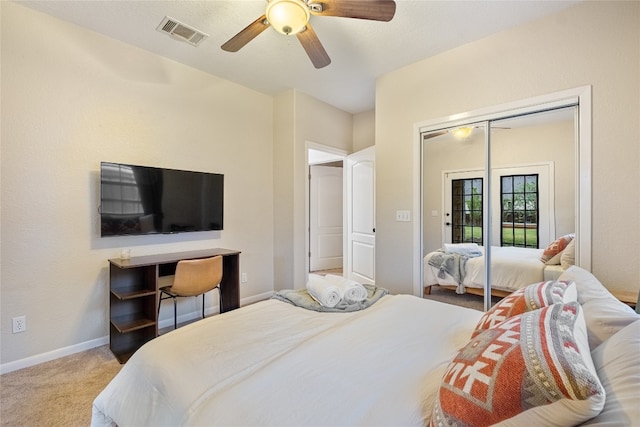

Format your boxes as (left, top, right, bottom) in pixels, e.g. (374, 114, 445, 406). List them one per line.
(443, 243, 482, 257)
(325, 274, 367, 303)
(306, 274, 342, 308)
(444, 242, 478, 251)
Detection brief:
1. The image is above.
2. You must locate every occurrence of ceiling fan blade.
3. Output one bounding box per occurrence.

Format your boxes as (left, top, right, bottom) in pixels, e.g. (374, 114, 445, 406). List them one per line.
(310, 0, 396, 22)
(422, 130, 449, 141)
(296, 24, 331, 69)
(221, 15, 270, 52)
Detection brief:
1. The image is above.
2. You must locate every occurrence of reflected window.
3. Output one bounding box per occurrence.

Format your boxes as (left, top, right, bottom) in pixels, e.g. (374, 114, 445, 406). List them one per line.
(451, 178, 483, 244)
(501, 174, 538, 248)
(101, 164, 144, 216)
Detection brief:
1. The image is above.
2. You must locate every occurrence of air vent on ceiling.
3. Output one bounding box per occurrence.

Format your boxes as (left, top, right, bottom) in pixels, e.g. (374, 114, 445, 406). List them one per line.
(156, 16, 208, 47)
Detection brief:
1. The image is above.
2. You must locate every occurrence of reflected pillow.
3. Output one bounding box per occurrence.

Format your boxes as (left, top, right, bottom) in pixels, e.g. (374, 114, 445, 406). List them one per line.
(431, 303, 605, 427)
(541, 233, 574, 264)
(560, 238, 576, 269)
(472, 280, 577, 337)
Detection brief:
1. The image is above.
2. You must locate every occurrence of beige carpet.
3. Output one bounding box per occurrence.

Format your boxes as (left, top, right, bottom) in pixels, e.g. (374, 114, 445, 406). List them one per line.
(423, 285, 502, 311)
(0, 345, 121, 427)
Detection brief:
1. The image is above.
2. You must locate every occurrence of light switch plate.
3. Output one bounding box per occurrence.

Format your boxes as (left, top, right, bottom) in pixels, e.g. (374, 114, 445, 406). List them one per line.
(396, 210, 411, 222)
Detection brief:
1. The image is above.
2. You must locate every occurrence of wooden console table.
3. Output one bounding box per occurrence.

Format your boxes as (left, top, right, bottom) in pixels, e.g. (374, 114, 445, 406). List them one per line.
(108, 248, 241, 363)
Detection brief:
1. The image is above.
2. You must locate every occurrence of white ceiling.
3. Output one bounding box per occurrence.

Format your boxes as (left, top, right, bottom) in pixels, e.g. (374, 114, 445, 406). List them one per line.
(18, 0, 579, 114)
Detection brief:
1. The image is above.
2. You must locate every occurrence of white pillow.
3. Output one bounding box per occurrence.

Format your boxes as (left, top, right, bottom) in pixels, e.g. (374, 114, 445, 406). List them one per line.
(582, 320, 640, 425)
(558, 266, 639, 348)
(560, 238, 576, 269)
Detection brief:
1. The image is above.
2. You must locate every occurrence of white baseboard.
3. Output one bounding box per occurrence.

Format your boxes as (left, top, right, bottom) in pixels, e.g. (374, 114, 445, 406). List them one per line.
(0, 292, 274, 374)
(158, 291, 273, 329)
(241, 291, 274, 306)
(0, 336, 109, 375)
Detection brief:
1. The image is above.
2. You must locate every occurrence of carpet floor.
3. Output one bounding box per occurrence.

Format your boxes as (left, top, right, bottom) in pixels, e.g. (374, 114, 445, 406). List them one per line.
(423, 285, 502, 311)
(0, 345, 121, 427)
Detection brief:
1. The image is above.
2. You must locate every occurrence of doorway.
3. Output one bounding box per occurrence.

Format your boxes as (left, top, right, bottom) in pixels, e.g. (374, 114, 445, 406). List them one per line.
(307, 144, 346, 276)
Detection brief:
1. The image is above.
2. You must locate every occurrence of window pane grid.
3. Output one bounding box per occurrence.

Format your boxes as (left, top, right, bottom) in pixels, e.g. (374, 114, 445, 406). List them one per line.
(500, 174, 539, 248)
(451, 178, 483, 244)
(101, 164, 144, 216)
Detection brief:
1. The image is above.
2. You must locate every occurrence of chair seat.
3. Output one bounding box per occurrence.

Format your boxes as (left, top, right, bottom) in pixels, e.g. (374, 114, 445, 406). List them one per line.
(157, 256, 224, 330)
(159, 285, 179, 297)
(159, 275, 181, 297)
(158, 275, 174, 289)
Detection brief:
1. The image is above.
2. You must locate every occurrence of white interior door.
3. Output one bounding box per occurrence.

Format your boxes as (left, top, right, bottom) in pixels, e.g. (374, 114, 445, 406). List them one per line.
(309, 165, 343, 271)
(346, 147, 375, 285)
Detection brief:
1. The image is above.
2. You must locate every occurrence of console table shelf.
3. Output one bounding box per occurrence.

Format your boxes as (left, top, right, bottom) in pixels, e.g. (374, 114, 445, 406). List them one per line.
(108, 248, 240, 363)
(111, 289, 157, 300)
(111, 315, 156, 334)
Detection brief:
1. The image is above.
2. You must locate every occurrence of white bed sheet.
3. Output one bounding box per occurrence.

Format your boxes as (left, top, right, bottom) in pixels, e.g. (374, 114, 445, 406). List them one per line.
(92, 295, 483, 426)
(423, 246, 547, 293)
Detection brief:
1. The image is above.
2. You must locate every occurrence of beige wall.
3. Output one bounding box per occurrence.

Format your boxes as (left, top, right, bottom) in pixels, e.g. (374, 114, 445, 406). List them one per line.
(353, 110, 375, 152)
(376, 1, 640, 295)
(273, 91, 353, 291)
(1, 3, 275, 366)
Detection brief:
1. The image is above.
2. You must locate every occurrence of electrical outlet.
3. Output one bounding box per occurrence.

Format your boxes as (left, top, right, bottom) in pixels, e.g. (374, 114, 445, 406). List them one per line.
(12, 316, 26, 334)
(241, 273, 247, 283)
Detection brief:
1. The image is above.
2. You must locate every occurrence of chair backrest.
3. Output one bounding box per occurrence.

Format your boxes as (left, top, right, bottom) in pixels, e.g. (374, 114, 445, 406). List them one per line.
(171, 256, 223, 297)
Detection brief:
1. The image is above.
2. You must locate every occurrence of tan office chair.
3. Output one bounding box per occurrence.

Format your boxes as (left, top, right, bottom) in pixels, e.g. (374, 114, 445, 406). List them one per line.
(158, 256, 223, 330)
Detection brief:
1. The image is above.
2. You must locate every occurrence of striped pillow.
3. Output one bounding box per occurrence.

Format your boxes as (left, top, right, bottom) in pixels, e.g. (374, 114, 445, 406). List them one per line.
(431, 303, 605, 426)
(472, 280, 576, 337)
(540, 234, 574, 264)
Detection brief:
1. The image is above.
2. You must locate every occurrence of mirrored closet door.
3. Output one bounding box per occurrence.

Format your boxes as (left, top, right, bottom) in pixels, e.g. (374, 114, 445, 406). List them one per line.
(421, 102, 582, 311)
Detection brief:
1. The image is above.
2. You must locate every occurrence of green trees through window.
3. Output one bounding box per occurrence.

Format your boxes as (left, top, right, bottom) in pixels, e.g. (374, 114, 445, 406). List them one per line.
(450, 175, 540, 248)
(451, 178, 483, 244)
(501, 174, 539, 248)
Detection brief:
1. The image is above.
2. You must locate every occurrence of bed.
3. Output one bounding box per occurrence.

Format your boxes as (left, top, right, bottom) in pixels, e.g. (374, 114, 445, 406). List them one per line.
(423, 243, 570, 297)
(92, 266, 639, 426)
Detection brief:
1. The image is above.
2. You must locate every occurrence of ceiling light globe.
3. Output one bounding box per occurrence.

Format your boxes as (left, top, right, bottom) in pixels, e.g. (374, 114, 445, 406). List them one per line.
(451, 126, 474, 140)
(266, 0, 310, 35)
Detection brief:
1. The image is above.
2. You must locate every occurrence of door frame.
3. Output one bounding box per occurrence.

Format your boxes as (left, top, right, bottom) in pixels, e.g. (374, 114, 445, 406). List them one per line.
(305, 141, 348, 281)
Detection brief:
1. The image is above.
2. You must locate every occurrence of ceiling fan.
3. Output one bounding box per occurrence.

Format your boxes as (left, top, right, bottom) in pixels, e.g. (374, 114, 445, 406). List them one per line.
(423, 125, 512, 141)
(221, 0, 397, 69)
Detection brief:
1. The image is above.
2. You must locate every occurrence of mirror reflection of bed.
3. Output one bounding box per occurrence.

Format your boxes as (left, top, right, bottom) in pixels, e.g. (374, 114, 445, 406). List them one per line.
(422, 106, 579, 310)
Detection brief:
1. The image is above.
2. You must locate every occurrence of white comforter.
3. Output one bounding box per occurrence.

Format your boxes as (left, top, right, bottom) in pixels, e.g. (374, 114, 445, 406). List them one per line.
(423, 246, 546, 292)
(92, 295, 482, 426)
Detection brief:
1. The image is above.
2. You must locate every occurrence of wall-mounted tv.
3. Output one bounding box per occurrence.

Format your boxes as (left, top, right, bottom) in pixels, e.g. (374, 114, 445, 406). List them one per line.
(100, 162, 223, 237)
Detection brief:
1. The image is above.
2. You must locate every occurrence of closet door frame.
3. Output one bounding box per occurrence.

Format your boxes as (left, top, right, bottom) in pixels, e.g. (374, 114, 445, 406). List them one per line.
(412, 86, 592, 308)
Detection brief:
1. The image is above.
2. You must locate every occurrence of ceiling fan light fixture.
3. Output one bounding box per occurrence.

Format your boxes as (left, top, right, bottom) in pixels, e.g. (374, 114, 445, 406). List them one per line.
(451, 126, 474, 140)
(266, 0, 310, 35)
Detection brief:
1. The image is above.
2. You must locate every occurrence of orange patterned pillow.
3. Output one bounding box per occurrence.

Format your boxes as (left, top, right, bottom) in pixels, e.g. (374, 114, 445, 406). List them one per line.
(472, 280, 576, 337)
(540, 234, 574, 264)
(431, 303, 605, 427)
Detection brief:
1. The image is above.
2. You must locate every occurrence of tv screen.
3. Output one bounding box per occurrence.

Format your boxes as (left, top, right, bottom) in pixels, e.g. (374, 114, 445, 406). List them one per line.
(100, 162, 223, 237)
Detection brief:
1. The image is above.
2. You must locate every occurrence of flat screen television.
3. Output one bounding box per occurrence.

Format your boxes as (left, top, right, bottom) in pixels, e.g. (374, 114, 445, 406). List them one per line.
(100, 162, 223, 237)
